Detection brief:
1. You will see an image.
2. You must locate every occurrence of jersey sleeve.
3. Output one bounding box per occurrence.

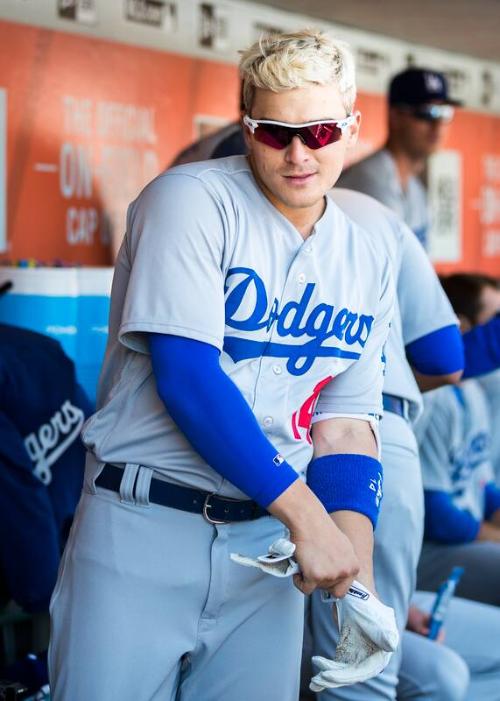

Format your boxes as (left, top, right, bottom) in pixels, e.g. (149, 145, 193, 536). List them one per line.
(119, 173, 227, 354)
(397, 221, 458, 343)
(416, 391, 454, 492)
(315, 257, 394, 416)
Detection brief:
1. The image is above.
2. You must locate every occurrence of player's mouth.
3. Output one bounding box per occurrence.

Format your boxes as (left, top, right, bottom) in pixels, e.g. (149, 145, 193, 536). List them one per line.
(283, 172, 317, 184)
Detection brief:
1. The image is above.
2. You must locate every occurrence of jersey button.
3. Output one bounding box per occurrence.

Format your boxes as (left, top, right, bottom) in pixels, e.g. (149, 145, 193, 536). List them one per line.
(263, 416, 274, 427)
(272, 365, 282, 375)
(298, 273, 306, 284)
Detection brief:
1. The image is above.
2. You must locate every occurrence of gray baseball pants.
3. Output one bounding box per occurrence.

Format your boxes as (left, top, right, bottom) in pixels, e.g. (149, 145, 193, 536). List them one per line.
(400, 591, 500, 701)
(49, 457, 304, 701)
(417, 541, 500, 606)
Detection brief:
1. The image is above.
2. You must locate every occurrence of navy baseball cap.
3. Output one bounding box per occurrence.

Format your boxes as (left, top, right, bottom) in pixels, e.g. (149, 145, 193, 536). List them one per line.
(389, 68, 462, 107)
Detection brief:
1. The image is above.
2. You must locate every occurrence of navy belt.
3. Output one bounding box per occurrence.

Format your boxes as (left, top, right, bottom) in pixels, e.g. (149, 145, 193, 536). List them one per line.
(382, 393, 410, 420)
(95, 463, 269, 524)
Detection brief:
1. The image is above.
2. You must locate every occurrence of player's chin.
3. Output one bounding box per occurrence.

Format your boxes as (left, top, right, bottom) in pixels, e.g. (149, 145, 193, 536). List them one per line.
(279, 182, 325, 207)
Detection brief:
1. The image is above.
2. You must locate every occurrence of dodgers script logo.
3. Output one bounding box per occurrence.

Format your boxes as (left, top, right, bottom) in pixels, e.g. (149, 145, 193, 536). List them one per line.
(223, 268, 374, 375)
(24, 399, 85, 485)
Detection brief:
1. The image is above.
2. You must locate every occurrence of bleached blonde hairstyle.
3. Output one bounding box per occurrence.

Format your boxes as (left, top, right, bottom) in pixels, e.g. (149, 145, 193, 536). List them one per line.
(239, 28, 356, 116)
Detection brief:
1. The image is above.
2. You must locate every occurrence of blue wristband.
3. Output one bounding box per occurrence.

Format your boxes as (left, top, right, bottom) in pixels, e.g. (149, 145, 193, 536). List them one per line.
(306, 454, 383, 529)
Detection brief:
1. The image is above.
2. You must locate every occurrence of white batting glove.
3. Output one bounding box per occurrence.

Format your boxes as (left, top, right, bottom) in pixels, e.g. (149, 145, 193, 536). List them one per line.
(310, 580, 399, 692)
(230, 538, 399, 691)
(230, 537, 300, 577)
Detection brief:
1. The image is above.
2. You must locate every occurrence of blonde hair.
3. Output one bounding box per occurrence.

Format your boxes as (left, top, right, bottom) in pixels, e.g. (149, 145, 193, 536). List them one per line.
(239, 28, 356, 115)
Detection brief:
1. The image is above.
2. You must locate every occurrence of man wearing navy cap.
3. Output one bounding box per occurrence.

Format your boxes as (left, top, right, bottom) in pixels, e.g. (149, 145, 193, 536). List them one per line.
(337, 67, 461, 248)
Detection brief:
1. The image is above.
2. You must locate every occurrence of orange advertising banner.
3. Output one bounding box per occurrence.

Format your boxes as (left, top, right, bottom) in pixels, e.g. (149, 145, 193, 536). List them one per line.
(1, 19, 499, 274)
(0, 20, 239, 264)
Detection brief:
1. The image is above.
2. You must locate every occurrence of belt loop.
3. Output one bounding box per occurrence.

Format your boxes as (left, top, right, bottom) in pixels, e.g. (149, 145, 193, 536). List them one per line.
(134, 466, 153, 507)
(120, 463, 140, 504)
(84, 453, 105, 495)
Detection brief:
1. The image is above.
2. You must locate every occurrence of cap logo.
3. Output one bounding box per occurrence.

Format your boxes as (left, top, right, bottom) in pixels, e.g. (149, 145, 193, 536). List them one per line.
(425, 72, 443, 93)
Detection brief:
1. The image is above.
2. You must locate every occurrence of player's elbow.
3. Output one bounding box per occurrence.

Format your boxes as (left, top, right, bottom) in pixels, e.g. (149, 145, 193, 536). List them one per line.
(434, 369, 463, 386)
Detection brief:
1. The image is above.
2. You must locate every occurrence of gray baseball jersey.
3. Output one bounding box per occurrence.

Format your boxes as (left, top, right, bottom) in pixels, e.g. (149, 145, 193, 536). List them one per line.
(310, 189, 459, 701)
(83, 156, 394, 498)
(417, 380, 493, 520)
(477, 369, 500, 483)
(337, 148, 429, 247)
(325, 189, 457, 423)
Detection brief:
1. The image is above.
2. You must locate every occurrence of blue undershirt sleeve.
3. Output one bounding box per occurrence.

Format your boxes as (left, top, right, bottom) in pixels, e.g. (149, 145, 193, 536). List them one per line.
(462, 316, 500, 379)
(149, 334, 299, 508)
(484, 481, 500, 520)
(405, 325, 464, 376)
(424, 490, 481, 544)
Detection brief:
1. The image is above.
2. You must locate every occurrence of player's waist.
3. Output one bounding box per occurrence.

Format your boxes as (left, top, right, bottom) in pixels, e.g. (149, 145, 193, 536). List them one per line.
(95, 462, 269, 524)
(382, 393, 412, 421)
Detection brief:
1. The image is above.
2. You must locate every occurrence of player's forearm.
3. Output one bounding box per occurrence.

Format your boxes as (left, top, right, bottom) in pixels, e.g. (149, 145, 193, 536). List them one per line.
(267, 478, 329, 530)
(331, 510, 375, 591)
(489, 509, 500, 528)
(412, 369, 462, 392)
(476, 521, 500, 543)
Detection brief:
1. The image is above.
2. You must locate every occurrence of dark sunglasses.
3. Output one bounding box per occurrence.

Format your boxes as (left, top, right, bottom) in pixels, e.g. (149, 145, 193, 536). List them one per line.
(243, 114, 355, 150)
(397, 103, 455, 123)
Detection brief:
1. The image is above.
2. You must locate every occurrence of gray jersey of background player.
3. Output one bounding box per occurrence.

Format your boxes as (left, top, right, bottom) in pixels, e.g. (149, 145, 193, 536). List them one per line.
(478, 369, 500, 482)
(49, 31, 397, 701)
(415, 378, 500, 607)
(337, 68, 460, 248)
(307, 188, 463, 701)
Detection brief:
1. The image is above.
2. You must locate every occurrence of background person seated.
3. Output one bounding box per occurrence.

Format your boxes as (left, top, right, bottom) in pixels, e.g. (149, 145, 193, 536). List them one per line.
(416, 273, 500, 605)
(0, 321, 92, 617)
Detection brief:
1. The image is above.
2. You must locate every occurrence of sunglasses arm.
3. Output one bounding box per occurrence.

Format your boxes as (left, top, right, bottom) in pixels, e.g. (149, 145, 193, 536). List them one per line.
(243, 115, 258, 134)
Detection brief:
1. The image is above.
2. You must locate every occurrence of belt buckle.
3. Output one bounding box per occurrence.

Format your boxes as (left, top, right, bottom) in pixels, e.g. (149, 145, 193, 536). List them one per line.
(202, 493, 229, 525)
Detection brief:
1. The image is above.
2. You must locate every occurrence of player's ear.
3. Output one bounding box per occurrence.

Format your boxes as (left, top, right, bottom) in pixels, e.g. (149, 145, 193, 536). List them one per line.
(242, 120, 253, 151)
(344, 110, 361, 149)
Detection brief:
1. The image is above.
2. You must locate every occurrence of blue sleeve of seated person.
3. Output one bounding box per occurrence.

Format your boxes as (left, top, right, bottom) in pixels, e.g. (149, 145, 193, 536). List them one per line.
(149, 333, 298, 508)
(462, 316, 500, 379)
(484, 482, 500, 520)
(406, 325, 464, 375)
(307, 454, 383, 529)
(424, 490, 481, 543)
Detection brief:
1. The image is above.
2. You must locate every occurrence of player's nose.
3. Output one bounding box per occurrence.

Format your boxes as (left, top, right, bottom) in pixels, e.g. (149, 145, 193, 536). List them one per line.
(284, 134, 311, 164)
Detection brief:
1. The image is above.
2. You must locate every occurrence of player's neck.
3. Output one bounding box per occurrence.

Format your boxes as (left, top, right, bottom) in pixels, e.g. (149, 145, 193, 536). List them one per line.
(385, 140, 425, 189)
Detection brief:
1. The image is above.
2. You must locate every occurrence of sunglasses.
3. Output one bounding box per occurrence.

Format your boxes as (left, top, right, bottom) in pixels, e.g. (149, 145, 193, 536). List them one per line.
(398, 104, 455, 123)
(243, 114, 356, 150)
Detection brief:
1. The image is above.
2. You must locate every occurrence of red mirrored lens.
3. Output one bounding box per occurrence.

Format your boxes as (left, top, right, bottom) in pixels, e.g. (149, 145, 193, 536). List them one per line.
(253, 122, 342, 150)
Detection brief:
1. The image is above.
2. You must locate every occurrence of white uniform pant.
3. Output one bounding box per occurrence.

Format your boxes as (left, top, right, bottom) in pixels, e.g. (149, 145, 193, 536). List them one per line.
(49, 458, 304, 701)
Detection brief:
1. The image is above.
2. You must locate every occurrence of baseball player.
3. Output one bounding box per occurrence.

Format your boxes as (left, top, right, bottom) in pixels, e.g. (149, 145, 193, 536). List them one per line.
(307, 188, 464, 700)
(49, 30, 397, 701)
(478, 368, 500, 482)
(0, 322, 91, 613)
(337, 67, 460, 248)
(416, 274, 500, 606)
(404, 591, 500, 701)
(168, 93, 500, 701)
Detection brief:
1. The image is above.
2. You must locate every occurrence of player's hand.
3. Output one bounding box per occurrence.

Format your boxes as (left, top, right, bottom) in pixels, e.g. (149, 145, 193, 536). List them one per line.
(267, 480, 360, 597)
(291, 518, 360, 597)
(406, 605, 446, 643)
